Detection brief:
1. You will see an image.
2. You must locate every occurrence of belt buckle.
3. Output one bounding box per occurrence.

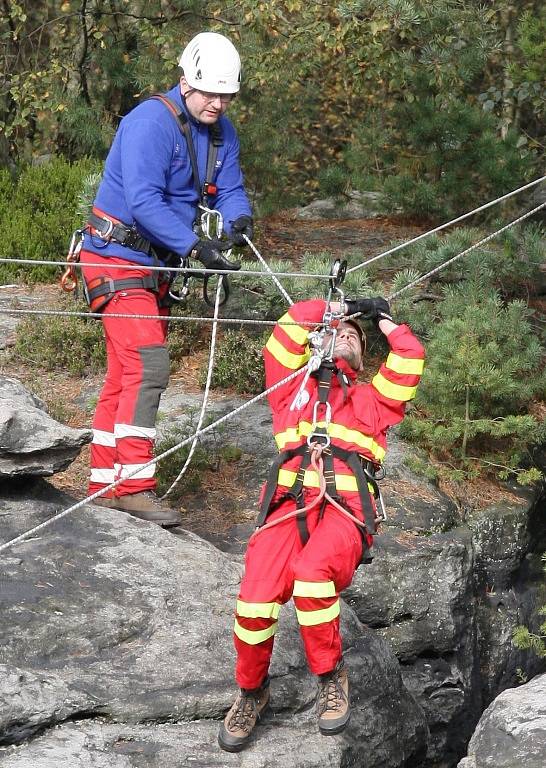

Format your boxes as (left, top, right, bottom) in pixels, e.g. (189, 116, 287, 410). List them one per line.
(99, 217, 114, 239)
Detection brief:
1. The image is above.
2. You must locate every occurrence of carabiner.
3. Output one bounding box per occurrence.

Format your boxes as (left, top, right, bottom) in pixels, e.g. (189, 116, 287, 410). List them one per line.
(198, 205, 224, 240)
(60, 229, 84, 293)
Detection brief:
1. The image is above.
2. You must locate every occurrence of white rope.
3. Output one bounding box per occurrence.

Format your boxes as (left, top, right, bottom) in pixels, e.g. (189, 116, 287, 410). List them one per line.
(0, 367, 305, 556)
(1, 198, 543, 555)
(0, 307, 328, 328)
(0, 256, 332, 280)
(161, 277, 223, 499)
(346, 175, 546, 275)
(387, 201, 546, 300)
(243, 235, 294, 305)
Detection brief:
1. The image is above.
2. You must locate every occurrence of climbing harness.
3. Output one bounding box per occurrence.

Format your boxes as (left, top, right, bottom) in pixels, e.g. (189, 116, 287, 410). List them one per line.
(61, 93, 232, 310)
(149, 94, 233, 308)
(3, 184, 542, 555)
(255, 259, 386, 563)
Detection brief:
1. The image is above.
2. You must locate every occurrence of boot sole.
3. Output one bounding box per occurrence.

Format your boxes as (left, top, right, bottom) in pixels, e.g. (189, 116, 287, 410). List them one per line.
(319, 712, 350, 735)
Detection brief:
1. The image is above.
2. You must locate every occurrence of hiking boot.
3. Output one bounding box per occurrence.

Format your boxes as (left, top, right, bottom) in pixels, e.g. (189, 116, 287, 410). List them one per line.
(92, 496, 119, 509)
(317, 659, 350, 735)
(218, 678, 270, 752)
(109, 491, 182, 527)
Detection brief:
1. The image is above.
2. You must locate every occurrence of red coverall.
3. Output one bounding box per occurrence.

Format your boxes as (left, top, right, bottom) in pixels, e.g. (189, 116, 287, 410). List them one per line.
(233, 299, 425, 688)
(81, 251, 170, 498)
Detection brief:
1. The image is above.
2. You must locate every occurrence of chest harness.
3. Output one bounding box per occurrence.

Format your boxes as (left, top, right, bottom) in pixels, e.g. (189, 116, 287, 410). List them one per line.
(253, 262, 386, 563)
(61, 94, 228, 310)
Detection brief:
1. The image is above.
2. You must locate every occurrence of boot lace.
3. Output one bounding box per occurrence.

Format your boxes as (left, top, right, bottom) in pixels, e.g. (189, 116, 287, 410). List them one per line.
(227, 694, 258, 734)
(317, 667, 347, 716)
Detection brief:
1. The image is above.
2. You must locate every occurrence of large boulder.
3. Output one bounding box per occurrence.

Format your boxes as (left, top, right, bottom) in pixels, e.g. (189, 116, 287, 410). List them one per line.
(0, 375, 90, 476)
(0, 485, 428, 767)
(295, 191, 383, 220)
(457, 673, 546, 768)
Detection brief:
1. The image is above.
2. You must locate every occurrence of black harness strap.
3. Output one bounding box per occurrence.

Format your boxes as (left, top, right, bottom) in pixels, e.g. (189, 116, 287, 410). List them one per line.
(257, 362, 382, 561)
(88, 212, 152, 255)
(83, 275, 158, 313)
(149, 94, 223, 208)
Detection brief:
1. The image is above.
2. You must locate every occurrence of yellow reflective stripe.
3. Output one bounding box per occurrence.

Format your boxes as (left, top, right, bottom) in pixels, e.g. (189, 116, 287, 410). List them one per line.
(234, 619, 278, 645)
(277, 311, 309, 345)
(265, 335, 309, 369)
(327, 423, 385, 460)
(274, 422, 385, 461)
(278, 468, 358, 492)
(296, 600, 340, 627)
(293, 580, 336, 598)
(385, 352, 424, 376)
(236, 600, 281, 619)
(372, 372, 417, 401)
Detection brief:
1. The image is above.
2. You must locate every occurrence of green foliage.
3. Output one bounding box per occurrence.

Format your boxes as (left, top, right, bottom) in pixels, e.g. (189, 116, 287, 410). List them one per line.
(379, 100, 532, 220)
(0, 157, 102, 284)
(398, 278, 545, 483)
(154, 423, 220, 500)
(167, 314, 205, 371)
(317, 165, 350, 201)
(1, 1, 543, 219)
(10, 300, 106, 375)
(155, 419, 241, 502)
(201, 329, 268, 395)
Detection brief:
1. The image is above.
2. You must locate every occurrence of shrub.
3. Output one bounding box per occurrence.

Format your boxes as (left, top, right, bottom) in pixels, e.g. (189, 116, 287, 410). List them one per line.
(154, 420, 240, 503)
(11, 301, 106, 376)
(399, 281, 545, 484)
(0, 157, 102, 284)
(154, 424, 219, 500)
(201, 329, 268, 395)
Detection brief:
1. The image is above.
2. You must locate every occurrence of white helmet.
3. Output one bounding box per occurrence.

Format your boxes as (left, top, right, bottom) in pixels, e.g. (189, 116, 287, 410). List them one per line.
(179, 32, 241, 94)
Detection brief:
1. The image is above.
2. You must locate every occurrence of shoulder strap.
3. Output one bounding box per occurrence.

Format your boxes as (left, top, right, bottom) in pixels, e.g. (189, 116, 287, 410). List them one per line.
(149, 93, 223, 206)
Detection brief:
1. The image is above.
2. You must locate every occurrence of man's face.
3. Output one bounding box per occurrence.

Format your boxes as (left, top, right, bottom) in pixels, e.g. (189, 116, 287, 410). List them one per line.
(180, 77, 234, 124)
(324, 322, 364, 371)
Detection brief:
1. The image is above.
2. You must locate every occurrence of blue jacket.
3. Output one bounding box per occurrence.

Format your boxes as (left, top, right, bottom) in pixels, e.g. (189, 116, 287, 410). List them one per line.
(84, 84, 252, 265)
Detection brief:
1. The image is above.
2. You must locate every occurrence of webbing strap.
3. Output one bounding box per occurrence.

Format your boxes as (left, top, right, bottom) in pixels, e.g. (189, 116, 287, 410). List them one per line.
(85, 275, 158, 300)
(149, 94, 222, 206)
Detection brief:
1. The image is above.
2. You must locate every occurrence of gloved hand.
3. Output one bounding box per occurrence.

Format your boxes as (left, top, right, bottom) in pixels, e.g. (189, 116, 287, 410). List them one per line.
(345, 297, 393, 323)
(231, 215, 254, 246)
(194, 239, 241, 271)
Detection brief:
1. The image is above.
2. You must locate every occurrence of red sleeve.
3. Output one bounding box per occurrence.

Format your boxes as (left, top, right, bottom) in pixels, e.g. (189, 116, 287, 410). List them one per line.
(369, 324, 425, 431)
(263, 299, 326, 412)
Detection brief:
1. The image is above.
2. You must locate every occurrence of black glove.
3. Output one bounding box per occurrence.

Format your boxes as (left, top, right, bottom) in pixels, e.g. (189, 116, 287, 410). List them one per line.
(230, 215, 254, 246)
(194, 239, 241, 271)
(345, 297, 393, 323)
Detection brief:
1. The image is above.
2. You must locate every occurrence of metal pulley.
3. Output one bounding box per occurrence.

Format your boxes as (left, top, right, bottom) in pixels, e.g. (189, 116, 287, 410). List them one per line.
(329, 259, 347, 292)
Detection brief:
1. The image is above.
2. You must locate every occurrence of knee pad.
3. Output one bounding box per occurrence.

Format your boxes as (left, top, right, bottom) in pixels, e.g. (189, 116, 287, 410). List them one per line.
(133, 344, 170, 427)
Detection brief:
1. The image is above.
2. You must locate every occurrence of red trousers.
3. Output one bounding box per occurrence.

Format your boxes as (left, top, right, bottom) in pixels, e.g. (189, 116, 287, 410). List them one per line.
(234, 492, 365, 689)
(81, 251, 170, 497)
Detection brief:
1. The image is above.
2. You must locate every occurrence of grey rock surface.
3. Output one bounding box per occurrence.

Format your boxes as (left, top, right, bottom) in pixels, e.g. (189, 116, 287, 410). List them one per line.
(296, 191, 383, 220)
(0, 487, 427, 766)
(0, 375, 91, 476)
(0, 286, 55, 351)
(457, 673, 546, 768)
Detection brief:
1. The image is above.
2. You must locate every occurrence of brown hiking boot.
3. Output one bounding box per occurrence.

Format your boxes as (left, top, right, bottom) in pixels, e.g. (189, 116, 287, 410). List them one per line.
(108, 491, 182, 527)
(92, 497, 118, 509)
(218, 678, 270, 752)
(317, 659, 350, 735)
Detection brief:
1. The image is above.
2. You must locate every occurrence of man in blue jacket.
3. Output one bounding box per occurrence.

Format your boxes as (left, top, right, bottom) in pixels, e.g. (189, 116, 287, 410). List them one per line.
(81, 32, 252, 525)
